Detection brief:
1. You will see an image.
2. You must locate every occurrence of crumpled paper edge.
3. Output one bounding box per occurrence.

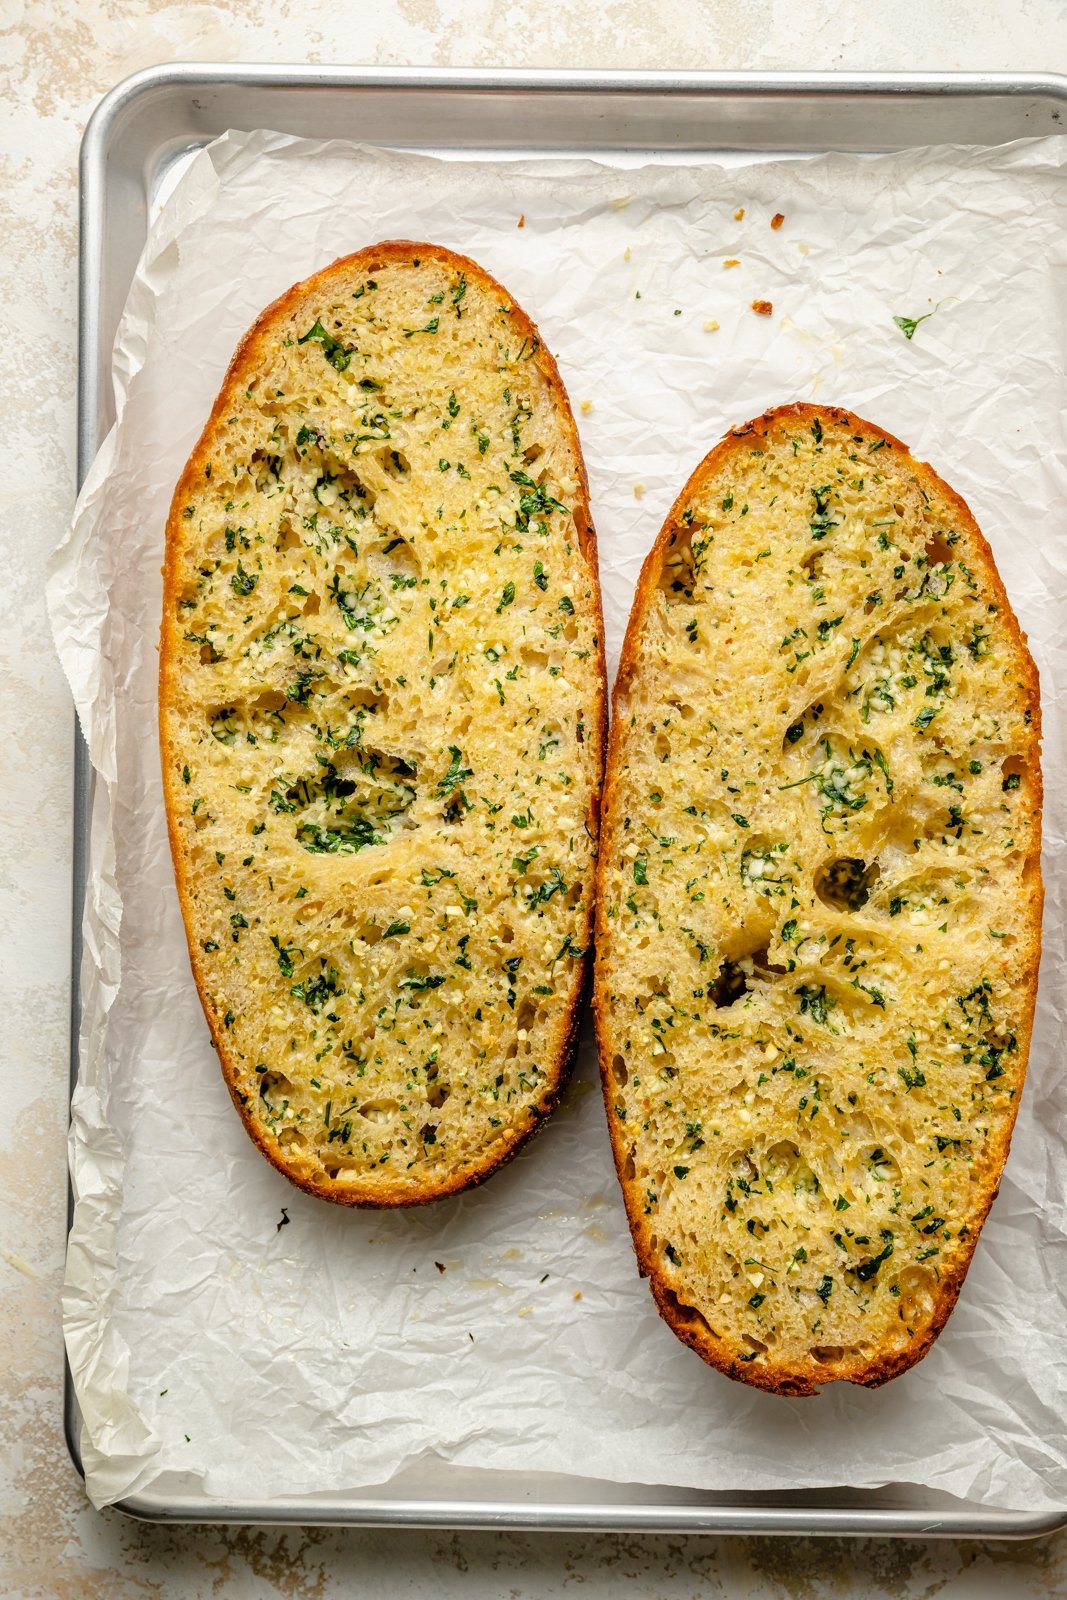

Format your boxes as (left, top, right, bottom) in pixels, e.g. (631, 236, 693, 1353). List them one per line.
(48, 146, 225, 1505)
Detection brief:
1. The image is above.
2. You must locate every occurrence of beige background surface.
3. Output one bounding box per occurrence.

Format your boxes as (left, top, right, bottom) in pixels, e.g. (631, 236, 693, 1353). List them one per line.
(4, 1, 1067, 1595)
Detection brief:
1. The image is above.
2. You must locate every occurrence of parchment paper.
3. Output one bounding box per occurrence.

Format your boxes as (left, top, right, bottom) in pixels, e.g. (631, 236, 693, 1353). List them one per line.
(49, 128, 1067, 1513)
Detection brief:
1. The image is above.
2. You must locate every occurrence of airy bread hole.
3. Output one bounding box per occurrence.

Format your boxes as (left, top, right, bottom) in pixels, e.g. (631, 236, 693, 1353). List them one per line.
(654, 732, 671, 761)
(750, 942, 787, 980)
(622, 1149, 637, 1181)
(660, 1289, 715, 1340)
(347, 687, 388, 714)
(275, 522, 302, 553)
(710, 959, 748, 1008)
(302, 591, 321, 616)
(208, 710, 238, 754)
(810, 1345, 845, 1365)
(515, 998, 537, 1033)
(816, 857, 878, 912)
(924, 530, 955, 567)
(198, 640, 222, 665)
(259, 1070, 292, 1102)
(252, 690, 287, 712)
(522, 443, 544, 467)
(895, 1265, 937, 1325)
(250, 445, 284, 492)
(520, 646, 550, 672)
(611, 1054, 628, 1088)
(800, 551, 824, 583)
(381, 449, 411, 478)
(278, 1126, 309, 1151)
(426, 1073, 451, 1109)
(782, 700, 823, 750)
(358, 1098, 399, 1123)
(327, 464, 376, 511)
(1001, 754, 1025, 792)
(741, 1334, 768, 1354)
(860, 1144, 901, 1187)
(768, 1140, 820, 1196)
(374, 530, 419, 583)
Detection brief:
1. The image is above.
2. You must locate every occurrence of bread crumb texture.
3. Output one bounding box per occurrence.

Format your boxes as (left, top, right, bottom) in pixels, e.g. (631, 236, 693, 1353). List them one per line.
(594, 404, 1042, 1394)
(160, 243, 605, 1207)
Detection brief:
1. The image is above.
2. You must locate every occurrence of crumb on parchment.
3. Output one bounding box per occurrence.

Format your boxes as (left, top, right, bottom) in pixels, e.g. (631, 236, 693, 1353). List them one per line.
(704, 319, 720, 333)
(733, 207, 745, 221)
(723, 258, 740, 268)
(517, 214, 525, 228)
(771, 212, 785, 230)
(751, 299, 773, 316)
(633, 483, 645, 499)
(580, 400, 594, 413)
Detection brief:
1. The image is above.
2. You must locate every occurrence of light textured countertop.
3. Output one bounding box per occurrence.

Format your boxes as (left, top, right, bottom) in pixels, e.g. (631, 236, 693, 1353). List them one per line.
(4, 3, 1067, 1595)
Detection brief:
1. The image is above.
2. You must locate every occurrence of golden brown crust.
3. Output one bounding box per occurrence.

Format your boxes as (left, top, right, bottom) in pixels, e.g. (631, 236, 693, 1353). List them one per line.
(592, 401, 1043, 1393)
(160, 241, 606, 1207)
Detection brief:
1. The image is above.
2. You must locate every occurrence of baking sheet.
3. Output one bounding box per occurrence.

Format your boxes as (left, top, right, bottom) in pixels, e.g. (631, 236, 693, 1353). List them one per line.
(50, 126, 1067, 1514)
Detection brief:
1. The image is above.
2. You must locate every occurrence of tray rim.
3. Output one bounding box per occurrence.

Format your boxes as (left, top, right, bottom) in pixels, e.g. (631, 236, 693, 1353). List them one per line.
(68, 59, 1067, 1540)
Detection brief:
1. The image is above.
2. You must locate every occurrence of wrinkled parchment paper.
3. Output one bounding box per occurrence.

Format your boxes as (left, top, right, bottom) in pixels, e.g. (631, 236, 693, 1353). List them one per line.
(50, 129, 1067, 1513)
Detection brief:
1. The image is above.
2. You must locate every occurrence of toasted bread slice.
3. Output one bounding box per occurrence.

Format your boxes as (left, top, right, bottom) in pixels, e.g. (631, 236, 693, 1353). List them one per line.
(594, 403, 1042, 1393)
(160, 243, 605, 1206)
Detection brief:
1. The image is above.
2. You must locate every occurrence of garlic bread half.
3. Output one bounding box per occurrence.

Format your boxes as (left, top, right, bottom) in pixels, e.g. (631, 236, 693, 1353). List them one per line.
(594, 403, 1041, 1393)
(161, 243, 605, 1206)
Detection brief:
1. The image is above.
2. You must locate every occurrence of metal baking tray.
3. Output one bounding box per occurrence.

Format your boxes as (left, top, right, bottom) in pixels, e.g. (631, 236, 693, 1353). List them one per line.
(68, 63, 1067, 1538)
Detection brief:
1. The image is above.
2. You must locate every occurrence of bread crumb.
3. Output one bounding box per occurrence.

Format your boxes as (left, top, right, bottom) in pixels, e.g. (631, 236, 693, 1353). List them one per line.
(703, 319, 720, 333)
(623, 246, 631, 262)
(434, 1261, 446, 1273)
(517, 214, 525, 228)
(723, 258, 740, 268)
(633, 483, 645, 500)
(733, 207, 745, 221)
(771, 212, 785, 231)
(751, 299, 774, 317)
(580, 399, 594, 414)
(798, 242, 810, 256)
(573, 1290, 583, 1300)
